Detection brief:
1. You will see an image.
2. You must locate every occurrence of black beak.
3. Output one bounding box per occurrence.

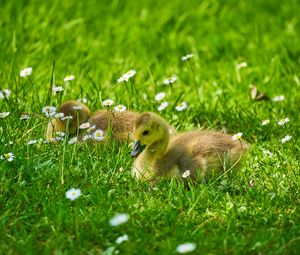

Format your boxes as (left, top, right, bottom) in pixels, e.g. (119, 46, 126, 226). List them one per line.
(131, 141, 145, 158)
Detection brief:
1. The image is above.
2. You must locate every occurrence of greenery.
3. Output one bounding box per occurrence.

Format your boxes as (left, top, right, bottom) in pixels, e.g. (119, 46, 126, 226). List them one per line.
(1, 0, 300, 254)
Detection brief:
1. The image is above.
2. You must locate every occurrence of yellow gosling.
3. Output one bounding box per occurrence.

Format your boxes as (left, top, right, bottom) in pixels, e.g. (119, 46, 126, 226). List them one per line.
(131, 112, 249, 182)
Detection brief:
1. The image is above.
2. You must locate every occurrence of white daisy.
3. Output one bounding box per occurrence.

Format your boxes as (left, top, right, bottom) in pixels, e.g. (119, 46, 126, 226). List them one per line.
(102, 99, 114, 107)
(273, 95, 285, 102)
(114, 104, 127, 112)
(109, 213, 129, 226)
(163, 75, 177, 85)
(117, 69, 136, 83)
(182, 170, 191, 178)
(68, 137, 78, 144)
(20, 113, 30, 120)
(0, 89, 11, 99)
(65, 188, 81, 201)
(0, 112, 10, 118)
(42, 106, 56, 117)
(87, 125, 96, 133)
(1, 152, 14, 162)
(82, 135, 92, 141)
(52, 86, 64, 94)
(236, 62, 248, 69)
(79, 122, 91, 129)
(55, 131, 65, 137)
(55, 112, 65, 119)
(262, 148, 273, 157)
(27, 140, 37, 145)
(157, 101, 169, 111)
(20, 67, 32, 77)
(175, 102, 188, 111)
(64, 75, 75, 82)
(262, 119, 270, 126)
(176, 243, 196, 253)
(72, 105, 83, 111)
(62, 116, 73, 121)
(115, 234, 129, 244)
(93, 129, 105, 141)
(78, 98, 88, 103)
(181, 54, 193, 61)
(278, 117, 289, 126)
(154, 92, 166, 101)
(281, 135, 292, 143)
(232, 132, 243, 141)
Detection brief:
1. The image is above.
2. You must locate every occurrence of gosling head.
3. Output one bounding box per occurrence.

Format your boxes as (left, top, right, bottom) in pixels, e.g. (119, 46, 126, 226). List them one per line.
(131, 112, 169, 158)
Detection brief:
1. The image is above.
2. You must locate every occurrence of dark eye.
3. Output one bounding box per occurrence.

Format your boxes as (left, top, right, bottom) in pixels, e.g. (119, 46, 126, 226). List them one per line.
(142, 130, 150, 136)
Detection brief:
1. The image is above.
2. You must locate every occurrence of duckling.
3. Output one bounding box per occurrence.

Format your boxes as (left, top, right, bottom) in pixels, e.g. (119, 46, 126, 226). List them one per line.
(88, 110, 139, 142)
(46, 100, 90, 141)
(131, 112, 249, 182)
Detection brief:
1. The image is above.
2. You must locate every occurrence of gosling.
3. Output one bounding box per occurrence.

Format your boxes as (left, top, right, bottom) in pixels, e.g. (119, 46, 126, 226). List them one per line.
(131, 112, 249, 182)
(88, 110, 139, 142)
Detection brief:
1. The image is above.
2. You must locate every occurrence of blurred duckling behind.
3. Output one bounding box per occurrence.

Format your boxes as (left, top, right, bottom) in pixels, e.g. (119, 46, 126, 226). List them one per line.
(131, 112, 249, 182)
(88, 110, 139, 142)
(46, 100, 90, 141)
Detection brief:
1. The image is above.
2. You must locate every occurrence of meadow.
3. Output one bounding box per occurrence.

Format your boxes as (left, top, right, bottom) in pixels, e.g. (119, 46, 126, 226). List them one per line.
(0, 0, 300, 254)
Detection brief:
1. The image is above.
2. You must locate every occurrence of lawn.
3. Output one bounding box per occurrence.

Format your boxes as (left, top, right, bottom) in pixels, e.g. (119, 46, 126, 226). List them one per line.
(0, 0, 300, 254)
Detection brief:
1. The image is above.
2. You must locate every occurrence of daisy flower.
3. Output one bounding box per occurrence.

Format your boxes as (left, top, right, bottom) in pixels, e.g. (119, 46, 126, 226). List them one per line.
(79, 122, 91, 129)
(62, 116, 73, 121)
(55, 112, 65, 119)
(114, 104, 127, 112)
(154, 92, 166, 101)
(27, 140, 37, 145)
(176, 243, 196, 253)
(157, 101, 169, 111)
(109, 213, 129, 227)
(52, 86, 64, 94)
(68, 137, 78, 144)
(78, 98, 88, 103)
(64, 75, 75, 82)
(262, 119, 270, 126)
(115, 234, 129, 244)
(236, 62, 247, 69)
(232, 132, 243, 141)
(20, 67, 32, 77)
(0, 89, 11, 99)
(163, 75, 177, 85)
(87, 125, 96, 133)
(273, 95, 285, 102)
(278, 117, 289, 126)
(55, 131, 65, 137)
(117, 69, 136, 83)
(20, 113, 30, 120)
(0, 112, 10, 118)
(1, 152, 14, 162)
(281, 135, 292, 143)
(262, 148, 273, 157)
(182, 170, 191, 178)
(102, 99, 114, 107)
(93, 129, 105, 141)
(42, 106, 56, 117)
(175, 102, 188, 111)
(65, 188, 81, 201)
(82, 135, 92, 141)
(181, 54, 193, 61)
(72, 105, 83, 111)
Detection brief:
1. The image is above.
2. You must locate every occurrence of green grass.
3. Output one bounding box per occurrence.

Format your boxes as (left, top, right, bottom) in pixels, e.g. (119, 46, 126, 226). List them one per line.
(1, 0, 300, 254)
